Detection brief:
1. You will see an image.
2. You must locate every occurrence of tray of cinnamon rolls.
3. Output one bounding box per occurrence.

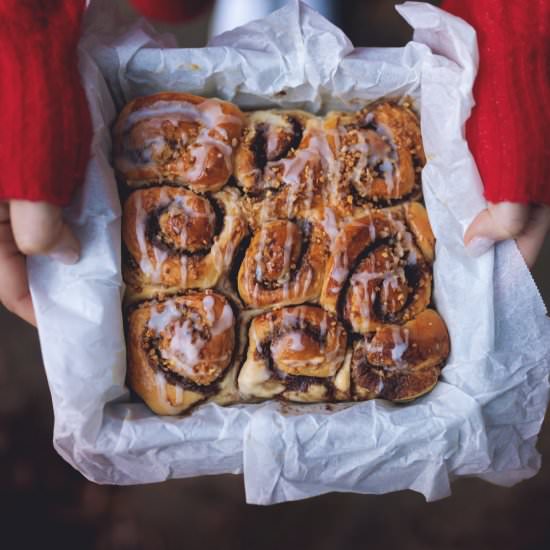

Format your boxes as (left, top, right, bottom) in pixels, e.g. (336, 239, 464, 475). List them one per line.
(113, 91, 450, 415)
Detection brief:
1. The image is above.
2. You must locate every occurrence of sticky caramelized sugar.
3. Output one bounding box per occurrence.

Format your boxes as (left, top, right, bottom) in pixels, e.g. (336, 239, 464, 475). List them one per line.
(255, 221, 302, 285)
(270, 331, 325, 374)
(122, 184, 249, 296)
(344, 244, 411, 330)
(238, 219, 328, 309)
(119, 95, 451, 409)
(145, 292, 235, 387)
(114, 93, 244, 193)
(154, 194, 216, 253)
(350, 310, 450, 401)
(254, 305, 347, 379)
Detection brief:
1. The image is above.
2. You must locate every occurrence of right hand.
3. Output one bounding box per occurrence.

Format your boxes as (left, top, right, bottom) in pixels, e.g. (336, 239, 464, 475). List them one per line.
(465, 202, 550, 268)
(0, 200, 80, 326)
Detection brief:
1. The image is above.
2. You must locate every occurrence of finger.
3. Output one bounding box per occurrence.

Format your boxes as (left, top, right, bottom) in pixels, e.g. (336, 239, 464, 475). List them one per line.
(464, 202, 530, 257)
(0, 202, 36, 325)
(515, 205, 550, 268)
(10, 200, 79, 264)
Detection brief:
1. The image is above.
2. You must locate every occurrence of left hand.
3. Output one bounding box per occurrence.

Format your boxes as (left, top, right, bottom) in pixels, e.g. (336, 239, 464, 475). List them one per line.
(464, 202, 550, 268)
(0, 200, 80, 326)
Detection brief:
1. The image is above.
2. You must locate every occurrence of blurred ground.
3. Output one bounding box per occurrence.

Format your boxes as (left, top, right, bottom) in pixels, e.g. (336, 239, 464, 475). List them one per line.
(1, 1, 550, 549)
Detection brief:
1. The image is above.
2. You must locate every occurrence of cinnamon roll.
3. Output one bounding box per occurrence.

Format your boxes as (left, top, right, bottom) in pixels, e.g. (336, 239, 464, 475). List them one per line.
(324, 100, 425, 217)
(127, 291, 238, 415)
(234, 110, 329, 225)
(122, 185, 248, 302)
(351, 309, 449, 401)
(114, 92, 244, 193)
(115, 93, 452, 413)
(237, 219, 329, 309)
(238, 305, 350, 402)
(321, 202, 435, 334)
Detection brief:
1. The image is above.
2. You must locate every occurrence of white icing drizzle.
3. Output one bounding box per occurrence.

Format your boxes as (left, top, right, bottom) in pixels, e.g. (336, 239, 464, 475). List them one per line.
(135, 188, 224, 285)
(368, 219, 377, 242)
(202, 295, 216, 324)
(211, 304, 234, 336)
(390, 326, 409, 367)
(124, 101, 202, 130)
(287, 330, 305, 351)
(155, 371, 168, 401)
(186, 131, 233, 180)
(134, 191, 172, 283)
(148, 301, 180, 333)
(253, 224, 270, 288)
(349, 133, 369, 190)
(375, 376, 385, 394)
(167, 318, 207, 376)
(380, 269, 406, 306)
(373, 122, 397, 192)
(301, 263, 313, 299)
(252, 323, 263, 353)
(199, 99, 243, 130)
(324, 112, 403, 204)
(266, 124, 287, 158)
(122, 98, 242, 179)
(331, 249, 349, 284)
(281, 308, 298, 330)
(320, 207, 340, 251)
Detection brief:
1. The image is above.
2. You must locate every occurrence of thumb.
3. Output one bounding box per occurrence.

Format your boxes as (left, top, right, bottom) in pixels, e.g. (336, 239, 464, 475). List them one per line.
(9, 200, 80, 264)
(464, 201, 530, 257)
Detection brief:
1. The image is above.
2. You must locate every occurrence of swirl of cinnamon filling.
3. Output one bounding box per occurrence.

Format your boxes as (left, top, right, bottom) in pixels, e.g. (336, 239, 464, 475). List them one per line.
(324, 100, 425, 217)
(238, 305, 349, 402)
(123, 185, 248, 302)
(127, 291, 236, 415)
(234, 110, 329, 226)
(351, 309, 449, 402)
(321, 202, 435, 334)
(237, 219, 329, 309)
(113, 92, 244, 193)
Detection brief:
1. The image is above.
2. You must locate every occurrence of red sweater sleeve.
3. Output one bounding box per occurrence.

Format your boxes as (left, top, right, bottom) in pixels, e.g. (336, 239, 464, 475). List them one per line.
(0, 0, 92, 206)
(6, 1, 547, 208)
(442, 0, 550, 206)
(0, 0, 213, 207)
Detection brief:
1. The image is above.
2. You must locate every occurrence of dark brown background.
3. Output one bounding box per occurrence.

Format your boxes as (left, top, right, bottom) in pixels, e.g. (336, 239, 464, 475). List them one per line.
(1, 1, 549, 548)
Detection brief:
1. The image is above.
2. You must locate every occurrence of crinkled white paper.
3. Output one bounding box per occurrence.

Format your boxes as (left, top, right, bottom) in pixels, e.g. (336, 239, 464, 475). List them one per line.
(28, 0, 550, 504)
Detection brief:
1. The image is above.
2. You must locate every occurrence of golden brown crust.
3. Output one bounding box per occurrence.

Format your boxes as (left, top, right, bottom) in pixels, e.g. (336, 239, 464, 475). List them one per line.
(324, 100, 425, 218)
(118, 94, 449, 412)
(234, 110, 329, 226)
(114, 92, 244, 193)
(402, 201, 435, 263)
(122, 186, 248, 303)
(320, 202, 434, 333)
(237, 219, 329, 309)
(351, 309, 450, 401)
(126, 291, 238, 415)
(238, 305, 350, 402)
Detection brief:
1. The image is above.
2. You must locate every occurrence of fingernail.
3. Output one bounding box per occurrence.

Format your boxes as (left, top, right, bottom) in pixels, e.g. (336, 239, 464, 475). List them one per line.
(465, 237, 495, 258)
(48, 248, 80, 265)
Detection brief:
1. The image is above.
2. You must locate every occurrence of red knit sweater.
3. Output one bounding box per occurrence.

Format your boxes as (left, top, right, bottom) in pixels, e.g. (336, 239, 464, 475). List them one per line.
(444, 0, 550, 205)
(0, 0, 548, 207)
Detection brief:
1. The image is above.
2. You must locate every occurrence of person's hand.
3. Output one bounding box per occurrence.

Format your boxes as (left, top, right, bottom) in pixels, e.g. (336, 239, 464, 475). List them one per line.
(0, 200, 79, 326)
(465, 202, 550, 268)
